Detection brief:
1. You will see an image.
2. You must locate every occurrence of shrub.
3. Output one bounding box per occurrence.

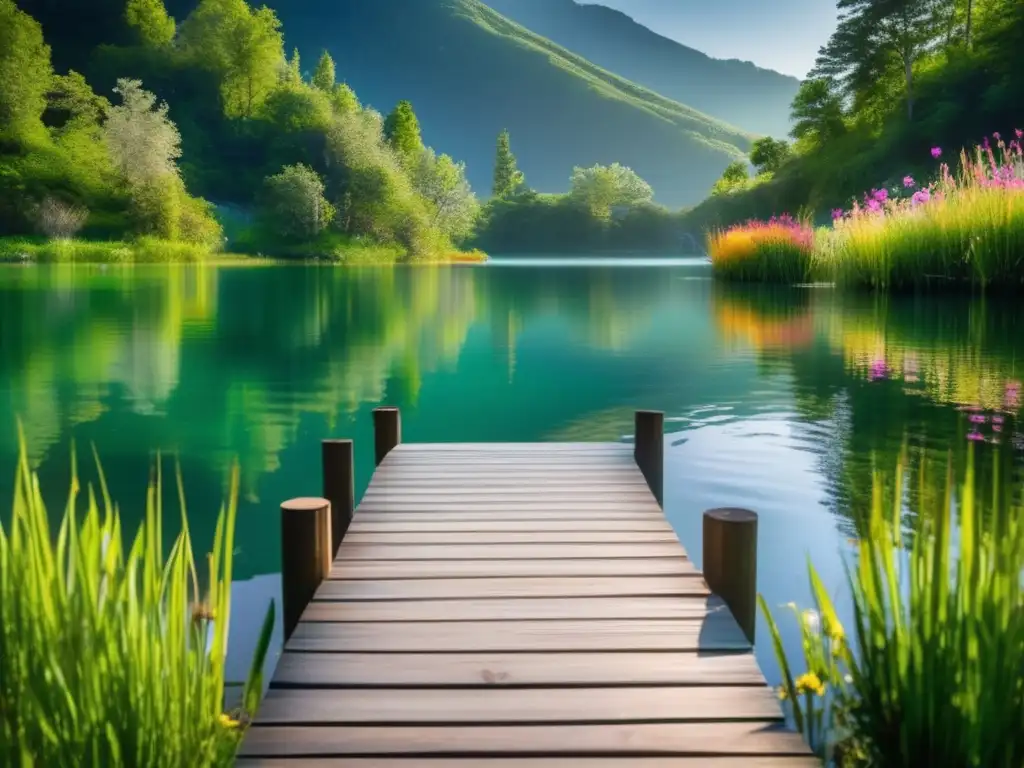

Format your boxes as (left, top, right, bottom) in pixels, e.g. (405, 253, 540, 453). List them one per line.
(33, 195, 89, 239)
(0, 433, 275, 766)
(761, 451, 1024, 766)
(708, 214, 816, 283)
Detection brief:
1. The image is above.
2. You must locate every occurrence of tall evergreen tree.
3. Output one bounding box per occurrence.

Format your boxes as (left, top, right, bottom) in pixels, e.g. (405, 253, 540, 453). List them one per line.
(491, 129, 524, 199)
(125, 0, 176, 48)
(312, 51, 336, 92)
(815, 0, 945, 120)
(383, 100, 423, 165)
(286, 47, 301, 82)
(0, 0, 53, 140)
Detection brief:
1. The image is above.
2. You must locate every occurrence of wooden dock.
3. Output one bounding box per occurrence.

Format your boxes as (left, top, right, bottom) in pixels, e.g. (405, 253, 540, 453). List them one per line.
(238, 408, 814, 765)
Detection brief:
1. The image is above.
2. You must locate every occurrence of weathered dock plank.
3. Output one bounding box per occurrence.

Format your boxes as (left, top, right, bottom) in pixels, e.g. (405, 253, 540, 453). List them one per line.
(242, 408, 812, 764)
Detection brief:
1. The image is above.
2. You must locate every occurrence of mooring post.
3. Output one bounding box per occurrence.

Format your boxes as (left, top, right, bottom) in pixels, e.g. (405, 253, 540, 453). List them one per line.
(634, 410, 664, 507)
(373, 406, 401, 466)
(322, 439, 354, 556)
(703, 507, 758, 644)
(280, 497, 332, 642)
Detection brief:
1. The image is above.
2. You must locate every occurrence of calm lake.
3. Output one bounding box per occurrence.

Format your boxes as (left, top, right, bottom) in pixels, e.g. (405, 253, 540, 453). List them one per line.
(1, 259, 1020, 688)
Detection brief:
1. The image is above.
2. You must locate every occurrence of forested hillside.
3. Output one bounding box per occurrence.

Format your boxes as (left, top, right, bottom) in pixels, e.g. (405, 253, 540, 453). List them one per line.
(684, 0, 1024, 231)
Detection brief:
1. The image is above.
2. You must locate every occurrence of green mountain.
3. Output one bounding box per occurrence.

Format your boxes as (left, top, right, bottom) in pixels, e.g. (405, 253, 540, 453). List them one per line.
(16, 0, 755, 207)
(483, 0, 800, 139)
(249, 0, 755, 207)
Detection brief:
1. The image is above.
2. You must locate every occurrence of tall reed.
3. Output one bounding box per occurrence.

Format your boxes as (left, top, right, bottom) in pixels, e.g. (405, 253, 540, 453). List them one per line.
(0, 430, 275, 766)
(708, 214, 816, 283)
(761, 451, 1024, 766)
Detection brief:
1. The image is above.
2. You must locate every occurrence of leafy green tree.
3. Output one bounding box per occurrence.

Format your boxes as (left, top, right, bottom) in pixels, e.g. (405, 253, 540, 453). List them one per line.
(816, 0, 945, 120)
(125, 0, 176, 48)
(325, 107, 435, 255)
(0, 0, 53, 141)
(312, 52, 336, 92)
(790, 78, 847, 146)
(413, 149, 479, 241)
(330, 83, 358, 115)
(262, 163, 335, 240)
(491, 129, 524, 199)
(569, 163, 653, 218)
(383, 100, 423, 166)
(710, 160, 750, 196)
(749, 136, 792, 174)
(261, 83, 332, 133)
(179, 0, 285, 119)
(104, 78, 182, 188)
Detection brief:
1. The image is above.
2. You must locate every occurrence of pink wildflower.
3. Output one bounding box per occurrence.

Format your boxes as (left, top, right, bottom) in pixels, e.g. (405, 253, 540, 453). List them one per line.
(911, 189, 931, 206)
(873, 188, 888, 202)
(1016, 129, 1023, 139)
(993, 132, 1001, 141)
(903, 175, 915, 188)
(931, 147, 942, 159)
(831, 208, 844, 220)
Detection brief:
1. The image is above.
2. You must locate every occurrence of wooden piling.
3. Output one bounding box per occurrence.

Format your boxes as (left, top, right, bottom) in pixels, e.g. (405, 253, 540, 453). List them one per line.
(280, 497, 332, 642)
(322, 439, 355, 555)
(373, 406, 402, 466)
(634, 410, 664, 507)
(703, 507, 758, 643)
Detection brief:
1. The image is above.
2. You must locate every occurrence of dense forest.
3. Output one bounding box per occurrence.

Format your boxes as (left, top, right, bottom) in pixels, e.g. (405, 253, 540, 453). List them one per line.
(0, 0, 485, 260)
(683, 0, 1024, 231)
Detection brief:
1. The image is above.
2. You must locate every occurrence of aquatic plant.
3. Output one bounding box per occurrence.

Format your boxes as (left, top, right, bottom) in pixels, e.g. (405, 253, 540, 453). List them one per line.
(761, 451, 1024, 767)
(823, 132, 1024, 291)
(707, 214, 816, 283)
(0, 431, 275, 767)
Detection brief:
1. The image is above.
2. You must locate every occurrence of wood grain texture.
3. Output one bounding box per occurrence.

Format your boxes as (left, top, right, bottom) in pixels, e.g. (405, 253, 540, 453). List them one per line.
(315, 574, 709, 600)
(334, 543, 684, 560)
(301, 596, 725, 622)
(270, 650, 766, 687)
(244, 438, 810, 762)
(346, 519, 675, 533)
(342, 531, 677, 544)
(326, 558, 700, 581)
(238, 722, 811, 757)
(254, 685, 784, 724)
(355, 502, 664, 514)
(351, 510, 670, 522)
(285, 616, 750, 652)
(238, 759, 820, 767)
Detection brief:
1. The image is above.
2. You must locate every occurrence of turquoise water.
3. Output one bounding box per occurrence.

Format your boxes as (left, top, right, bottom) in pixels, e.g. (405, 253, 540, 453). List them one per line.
(1, 260, 1019, 687)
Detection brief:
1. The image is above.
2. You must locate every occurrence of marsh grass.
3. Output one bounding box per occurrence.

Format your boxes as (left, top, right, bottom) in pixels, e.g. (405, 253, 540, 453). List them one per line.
(822, 137, 1024, 292)
(0, 431, 275, 767)
(761, 451, 1024, 766)
(708, 215, 816, 283)
(0, 236, 217, 263)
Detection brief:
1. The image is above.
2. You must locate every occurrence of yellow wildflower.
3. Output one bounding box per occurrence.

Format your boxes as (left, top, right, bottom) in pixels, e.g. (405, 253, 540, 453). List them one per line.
(218, 714, 241, 730)
(777, 686, 789, 701)
(794, 672, 826, 697)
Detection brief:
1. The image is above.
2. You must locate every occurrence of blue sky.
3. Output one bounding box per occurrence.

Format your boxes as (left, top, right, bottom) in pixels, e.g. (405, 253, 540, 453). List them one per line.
(580, 0, 839, 78)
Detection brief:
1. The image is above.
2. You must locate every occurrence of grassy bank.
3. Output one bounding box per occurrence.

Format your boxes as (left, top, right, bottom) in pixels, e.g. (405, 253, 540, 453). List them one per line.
(0, 236, 222, 264)
(0, 236, 488, 265)
(709, 133, 1024, 292)
(0, 435, 274, 765)
(761, 451, 1023, 766)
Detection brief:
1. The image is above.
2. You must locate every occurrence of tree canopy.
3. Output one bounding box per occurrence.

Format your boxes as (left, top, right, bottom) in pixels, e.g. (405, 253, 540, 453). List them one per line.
(492, 129, 525, 199)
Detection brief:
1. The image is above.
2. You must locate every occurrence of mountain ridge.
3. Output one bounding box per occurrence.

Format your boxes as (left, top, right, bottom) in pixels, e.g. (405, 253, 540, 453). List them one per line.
(482, 0, 800, 138)
(264, 0, 754, 206)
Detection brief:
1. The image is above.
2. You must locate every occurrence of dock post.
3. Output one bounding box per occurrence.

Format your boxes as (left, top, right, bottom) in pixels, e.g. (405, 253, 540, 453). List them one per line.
(322, 439, 354, 556)
(280, 497, 332, 642)
(703, 507, 758, 643)
(634, 410, 664, 507)
(373, 406, 402, 466)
